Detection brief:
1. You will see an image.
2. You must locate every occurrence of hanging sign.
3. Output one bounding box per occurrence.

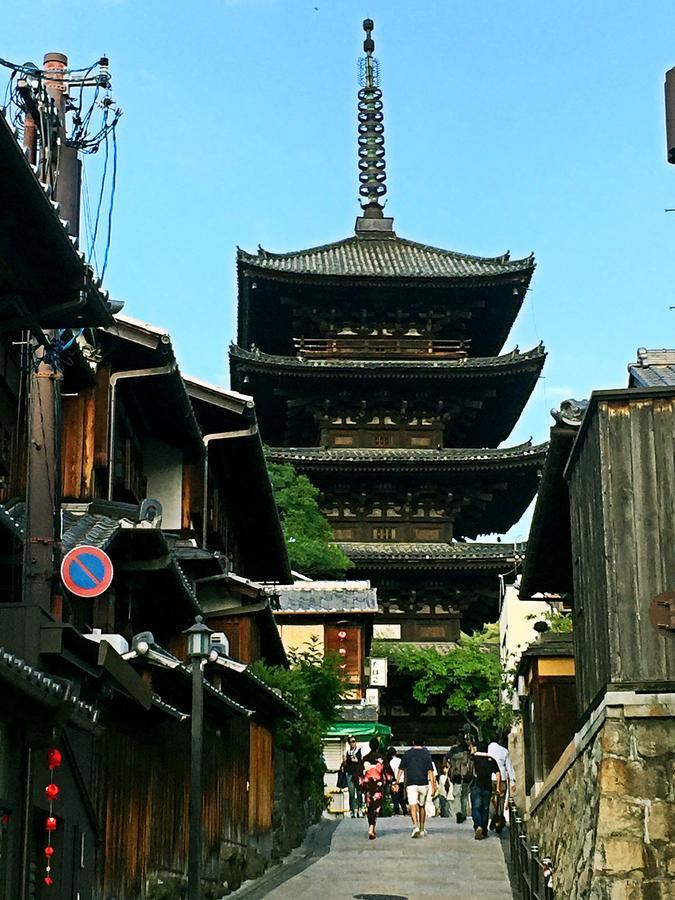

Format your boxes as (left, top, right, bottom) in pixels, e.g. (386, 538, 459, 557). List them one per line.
(369, 657, 388, 687)
(60, 545, 114, 598)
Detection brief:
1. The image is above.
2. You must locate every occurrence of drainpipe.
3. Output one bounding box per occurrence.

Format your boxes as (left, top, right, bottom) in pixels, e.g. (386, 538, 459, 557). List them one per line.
(107, 364, 176, 501)
(202, 426, 257, 550)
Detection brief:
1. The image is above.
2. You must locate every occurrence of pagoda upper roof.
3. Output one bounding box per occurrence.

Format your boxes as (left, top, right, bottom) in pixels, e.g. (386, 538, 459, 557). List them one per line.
(238, 234, 534, 283)
(231, 343, 545, 378)
(336, 541, 523, 569)
(267, 441, 548, 471)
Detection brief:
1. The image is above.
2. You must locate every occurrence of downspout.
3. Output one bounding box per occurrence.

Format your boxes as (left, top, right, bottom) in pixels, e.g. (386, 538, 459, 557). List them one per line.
(202, 426, 258, 550)
(107, 363, 176, 501)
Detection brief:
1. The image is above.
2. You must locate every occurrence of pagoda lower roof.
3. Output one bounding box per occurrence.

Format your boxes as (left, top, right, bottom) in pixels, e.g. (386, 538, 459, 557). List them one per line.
(267, 442, 548, 471)
(336, 541, 523, 569)
(230, 344, 546, 378)
(238, 234, 534, 283)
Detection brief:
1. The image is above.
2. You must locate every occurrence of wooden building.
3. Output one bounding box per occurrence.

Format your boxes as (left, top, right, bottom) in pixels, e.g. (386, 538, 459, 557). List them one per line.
(230, 21, 545, 639)
(0, 108, 297, 894)
(514, 387, 675, 898)
(271, 580, 377, 699)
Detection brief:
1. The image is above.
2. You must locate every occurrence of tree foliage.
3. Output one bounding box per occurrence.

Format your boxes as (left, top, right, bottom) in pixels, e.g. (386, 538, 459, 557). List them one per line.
(373, 626, 514, 738)
(251, 637, 346, 811)
(266, 458, 353, 578)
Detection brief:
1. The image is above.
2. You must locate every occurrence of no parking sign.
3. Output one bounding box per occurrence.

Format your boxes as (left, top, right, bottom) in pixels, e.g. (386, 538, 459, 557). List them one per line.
(60, 545, 114, 598)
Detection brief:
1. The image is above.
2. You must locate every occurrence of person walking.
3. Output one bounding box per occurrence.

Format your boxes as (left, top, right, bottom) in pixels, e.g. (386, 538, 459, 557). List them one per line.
(397, 735, 436, 838)
(468, 738, 501, 841)
(341, 735, 363, 818)
(359, 737, 396, 840)
(445, 732, 472, 824)
(487, 732, 516, 832)
(386, 746, 406, 816)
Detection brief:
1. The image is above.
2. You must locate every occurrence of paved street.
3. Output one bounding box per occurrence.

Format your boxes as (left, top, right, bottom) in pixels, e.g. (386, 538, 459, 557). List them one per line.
(238, 815, 514, 900)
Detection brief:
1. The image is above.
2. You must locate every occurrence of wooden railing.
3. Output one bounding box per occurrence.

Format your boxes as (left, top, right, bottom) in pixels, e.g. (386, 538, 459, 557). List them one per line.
(293, 336, 470, 359)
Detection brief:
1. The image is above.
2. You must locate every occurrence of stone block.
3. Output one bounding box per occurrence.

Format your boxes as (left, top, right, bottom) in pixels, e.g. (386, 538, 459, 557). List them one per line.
(642, 882, 674, 900)
(648, 800, 674, 843)
(597, 796, 644, 838)
(599, 757, 668, 799)
(601, 720, 630, 757)
(631, 722, 674, 758)
(600, 839, 645, 874)
(610, 881, 643, 900)
(599, 756, 629, 793)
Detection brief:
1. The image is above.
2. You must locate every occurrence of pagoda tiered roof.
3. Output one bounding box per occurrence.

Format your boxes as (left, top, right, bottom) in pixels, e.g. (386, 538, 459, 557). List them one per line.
(238, 235, 534, 283)
(337, 541, 523, 569)
(231, 343, 545, 376)
(267, 442, 548, 471)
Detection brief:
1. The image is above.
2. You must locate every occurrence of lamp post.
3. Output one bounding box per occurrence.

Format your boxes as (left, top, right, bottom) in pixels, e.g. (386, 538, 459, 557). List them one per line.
(184, 615, 212, 900)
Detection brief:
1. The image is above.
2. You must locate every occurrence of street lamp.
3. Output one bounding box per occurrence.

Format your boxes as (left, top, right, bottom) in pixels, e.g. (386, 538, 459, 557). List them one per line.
(183, 615, 212, 900)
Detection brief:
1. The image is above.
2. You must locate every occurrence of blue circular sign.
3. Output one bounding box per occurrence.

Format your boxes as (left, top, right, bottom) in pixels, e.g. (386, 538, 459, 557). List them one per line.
(61, 545, 114, 598)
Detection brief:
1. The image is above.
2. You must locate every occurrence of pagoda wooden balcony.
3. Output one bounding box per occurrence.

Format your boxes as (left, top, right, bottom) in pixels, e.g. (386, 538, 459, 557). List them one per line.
(293, 336, 470, 359)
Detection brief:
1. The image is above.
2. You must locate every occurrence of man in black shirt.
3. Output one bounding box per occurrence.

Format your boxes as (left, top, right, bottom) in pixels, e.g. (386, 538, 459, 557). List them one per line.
(469, 738, 501, 840)
(397, 735, 436, 838)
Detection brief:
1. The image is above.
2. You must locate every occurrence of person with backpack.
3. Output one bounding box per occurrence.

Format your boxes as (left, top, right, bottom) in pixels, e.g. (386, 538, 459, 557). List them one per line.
(359, 737, 396, 840)
(468, 738, 501, 841)
(444, 732, 473, 824)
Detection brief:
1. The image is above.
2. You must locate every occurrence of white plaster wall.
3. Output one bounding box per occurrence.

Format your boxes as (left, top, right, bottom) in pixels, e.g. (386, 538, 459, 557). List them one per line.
(499, 583, 551, 674)
(143, 439, 183, 529)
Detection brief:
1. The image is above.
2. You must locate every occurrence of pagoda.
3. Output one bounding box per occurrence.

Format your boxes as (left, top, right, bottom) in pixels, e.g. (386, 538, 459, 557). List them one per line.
(231, 20, 546, 642)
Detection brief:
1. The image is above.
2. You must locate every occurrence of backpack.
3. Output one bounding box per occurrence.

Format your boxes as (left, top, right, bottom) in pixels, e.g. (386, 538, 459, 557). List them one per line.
(448, 748, 473, 785)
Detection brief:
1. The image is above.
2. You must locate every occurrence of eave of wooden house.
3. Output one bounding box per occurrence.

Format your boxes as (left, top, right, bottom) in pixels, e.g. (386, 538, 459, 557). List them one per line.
(0, 109, 114, 333)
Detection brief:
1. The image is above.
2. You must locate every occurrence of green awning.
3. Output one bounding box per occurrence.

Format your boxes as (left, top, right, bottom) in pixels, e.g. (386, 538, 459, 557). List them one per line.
(325, 721, 392, 741)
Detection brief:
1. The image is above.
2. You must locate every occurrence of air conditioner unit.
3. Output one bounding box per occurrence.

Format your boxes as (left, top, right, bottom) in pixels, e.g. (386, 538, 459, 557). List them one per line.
(83, 629, 129, 656)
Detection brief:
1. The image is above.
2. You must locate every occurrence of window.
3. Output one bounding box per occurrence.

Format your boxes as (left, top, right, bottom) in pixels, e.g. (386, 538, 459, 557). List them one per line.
(374, 434, 393, 447)
(372, 527, 396, 541)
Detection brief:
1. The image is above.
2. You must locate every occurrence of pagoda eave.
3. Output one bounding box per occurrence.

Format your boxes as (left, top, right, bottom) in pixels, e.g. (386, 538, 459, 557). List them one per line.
(230, 343, 546, 379)
(266, 443, 549, 473)
(336, 541, 524, 571)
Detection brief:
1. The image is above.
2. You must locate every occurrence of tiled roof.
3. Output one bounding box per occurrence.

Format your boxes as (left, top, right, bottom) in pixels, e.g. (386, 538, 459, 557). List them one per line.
(273, 582, 378, 614)
(0, 647, 99, 722)
(238, 235, 534, 281)
(268, 443, 548, 469)
(628, 349, 675, 387)
(230, 344, 546, 377)
(337, 542, 524, 568)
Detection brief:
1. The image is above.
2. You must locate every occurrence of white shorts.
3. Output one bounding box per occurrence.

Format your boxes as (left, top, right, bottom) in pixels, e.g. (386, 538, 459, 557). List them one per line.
(406, 784, 429, 807)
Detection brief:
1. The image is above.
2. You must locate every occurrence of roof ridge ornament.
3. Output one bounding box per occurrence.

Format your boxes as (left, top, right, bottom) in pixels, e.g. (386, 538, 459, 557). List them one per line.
(355, 19, 395, 236)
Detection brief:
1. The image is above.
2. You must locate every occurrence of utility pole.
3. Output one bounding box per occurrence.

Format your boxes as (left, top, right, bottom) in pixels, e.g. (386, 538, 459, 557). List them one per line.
(21, 53, 79, 653)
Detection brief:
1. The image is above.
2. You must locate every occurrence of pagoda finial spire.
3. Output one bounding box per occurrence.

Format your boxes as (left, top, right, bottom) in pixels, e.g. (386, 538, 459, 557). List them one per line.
(356, 19, 394, 234)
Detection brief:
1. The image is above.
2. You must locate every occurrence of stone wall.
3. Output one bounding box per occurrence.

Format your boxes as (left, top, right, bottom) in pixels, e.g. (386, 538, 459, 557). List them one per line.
(526, 699, 674, 899)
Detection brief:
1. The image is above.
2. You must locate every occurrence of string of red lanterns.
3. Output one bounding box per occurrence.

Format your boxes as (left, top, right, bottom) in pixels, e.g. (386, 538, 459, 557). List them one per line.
(44, 747, 62, 886)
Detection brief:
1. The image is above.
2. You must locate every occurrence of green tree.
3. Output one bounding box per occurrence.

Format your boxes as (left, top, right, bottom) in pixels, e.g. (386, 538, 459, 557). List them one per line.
(251, 637, 346, 812)
(266, 458, 353, 578)
(373, 626, 514, 738)
(526, 607, 573, 633)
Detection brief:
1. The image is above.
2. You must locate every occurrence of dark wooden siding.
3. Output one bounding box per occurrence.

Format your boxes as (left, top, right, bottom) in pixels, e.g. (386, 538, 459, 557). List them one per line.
(568, 394, 675, 714)
(248, 722, 273, 832)
(94, 714, 250, 899)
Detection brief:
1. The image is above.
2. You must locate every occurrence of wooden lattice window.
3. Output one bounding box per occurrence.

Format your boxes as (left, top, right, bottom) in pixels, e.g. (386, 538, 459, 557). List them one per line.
(373, 527, 396, 541)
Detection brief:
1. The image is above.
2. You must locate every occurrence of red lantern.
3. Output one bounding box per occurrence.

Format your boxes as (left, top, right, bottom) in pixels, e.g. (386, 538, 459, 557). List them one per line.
(45, 783, 60, 800)
(44, 875, 53, 886)
(47, 748, 62, 770)
(0, 814, 9, 827)
(46, 817, 57, 831)
(44, 846, 55, 858)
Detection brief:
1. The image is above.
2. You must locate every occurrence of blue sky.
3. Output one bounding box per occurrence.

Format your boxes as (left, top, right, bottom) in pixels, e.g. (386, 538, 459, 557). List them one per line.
(4, 0, 675, 540)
